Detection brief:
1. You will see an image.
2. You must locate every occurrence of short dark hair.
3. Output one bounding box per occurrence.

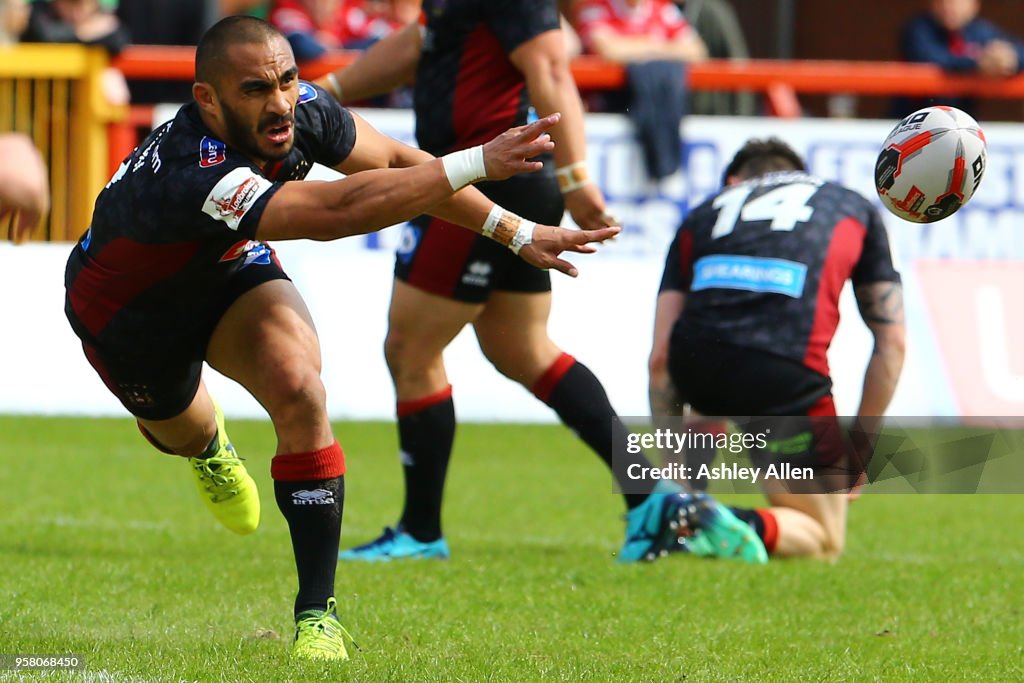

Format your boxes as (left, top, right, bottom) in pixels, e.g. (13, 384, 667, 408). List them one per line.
(195, 16, 285, 85)
(722, 138, 806, 185)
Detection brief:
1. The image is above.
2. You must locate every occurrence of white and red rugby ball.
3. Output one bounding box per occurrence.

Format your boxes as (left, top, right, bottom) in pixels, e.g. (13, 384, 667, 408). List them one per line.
(874, 105, 987, 223)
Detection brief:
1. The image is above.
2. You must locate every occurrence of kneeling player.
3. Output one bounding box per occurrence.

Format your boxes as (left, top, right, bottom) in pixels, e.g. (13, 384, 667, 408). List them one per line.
(649, 138, 906, 559)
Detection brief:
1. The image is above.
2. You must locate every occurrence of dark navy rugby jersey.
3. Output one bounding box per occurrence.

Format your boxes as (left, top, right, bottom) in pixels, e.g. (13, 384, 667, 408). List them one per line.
(65, 82, 356, 348)
(414, 0, 561, 155)
(659, 171, 900, 376)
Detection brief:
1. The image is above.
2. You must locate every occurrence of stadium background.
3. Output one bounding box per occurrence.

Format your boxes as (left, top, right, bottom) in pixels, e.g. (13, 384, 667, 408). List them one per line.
(5, 110, 1024, 422)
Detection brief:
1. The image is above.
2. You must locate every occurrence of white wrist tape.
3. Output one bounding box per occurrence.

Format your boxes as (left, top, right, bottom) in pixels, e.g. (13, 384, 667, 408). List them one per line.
(482, 205, 535, 254)
(441, 146, 487, 192)
(555, 161, 592, 194)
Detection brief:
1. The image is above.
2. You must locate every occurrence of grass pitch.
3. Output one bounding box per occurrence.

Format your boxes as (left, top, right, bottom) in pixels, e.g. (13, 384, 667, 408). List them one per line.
(0, 416, 1021, 682)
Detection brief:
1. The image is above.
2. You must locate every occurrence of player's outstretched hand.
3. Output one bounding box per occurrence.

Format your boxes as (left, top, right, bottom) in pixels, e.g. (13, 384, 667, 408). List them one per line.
(481, 113, 560, 181)
(518, 223, 620, 277)
(565, 182, 619, 230)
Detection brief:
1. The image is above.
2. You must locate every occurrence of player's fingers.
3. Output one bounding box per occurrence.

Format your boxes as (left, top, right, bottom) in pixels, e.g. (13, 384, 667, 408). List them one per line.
(547, 256, 578, 278)
(566, 242, 597, 254)
(518, 113, 560, 139)
(580, 225, 620, 243)
(522, 134, 554, 157)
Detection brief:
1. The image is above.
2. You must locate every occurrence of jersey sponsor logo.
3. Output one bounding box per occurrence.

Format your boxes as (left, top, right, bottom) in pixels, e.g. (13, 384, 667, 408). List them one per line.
(199, 136, 227, 168)
(297, 81, 318, 104)
(220, 239, 273, 269)
(291, 488, 336, 505)
(691, 255, 808, 298)
(202, 167, 274, 231)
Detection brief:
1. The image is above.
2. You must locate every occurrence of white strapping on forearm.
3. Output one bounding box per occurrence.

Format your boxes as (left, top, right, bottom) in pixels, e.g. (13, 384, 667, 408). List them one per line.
(441, 146, 486, 192)
(482, 204, 504, 238)
(509, 220, 535, 254)
(481, 205, 533, 253)
(555, 161, 591, 194)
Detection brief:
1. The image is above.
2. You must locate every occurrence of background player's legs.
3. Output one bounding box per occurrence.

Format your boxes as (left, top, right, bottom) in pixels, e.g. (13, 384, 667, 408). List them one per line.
(473, 290, 655, 510)
(760, 491, 848, 559)
(725, 415, 849, 560)
(384, 279, 483, 543)
(206, 280, 346, 619)
(475, 291, 765, 563)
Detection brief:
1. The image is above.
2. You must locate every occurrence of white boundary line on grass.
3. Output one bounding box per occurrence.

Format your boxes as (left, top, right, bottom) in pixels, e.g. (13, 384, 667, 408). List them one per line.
(0, 516, 170, 532)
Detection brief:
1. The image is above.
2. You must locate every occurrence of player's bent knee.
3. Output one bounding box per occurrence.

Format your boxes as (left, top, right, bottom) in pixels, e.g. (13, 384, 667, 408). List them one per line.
(384, 331, 443, 380)
(265, 363, 326, 415)
(821, 527, 846, 559)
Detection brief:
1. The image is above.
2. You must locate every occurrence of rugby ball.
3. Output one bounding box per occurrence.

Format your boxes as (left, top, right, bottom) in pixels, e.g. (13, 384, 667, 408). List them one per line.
(874, 106, 987, 223)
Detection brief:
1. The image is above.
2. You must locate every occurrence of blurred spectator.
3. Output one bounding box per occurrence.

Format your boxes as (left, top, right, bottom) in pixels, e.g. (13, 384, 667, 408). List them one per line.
(268, 0, 412, 59)
(271, 0, 415, 106)
(21, 0, 130, 105)
(573, 0, 706, 65)
(678, 0, 755, 116)
(0, 133, 49, 243)
(268, 0, 343, 59)
(0, 0, 29, 44)
(573, 0, 706, 179)
(340, 0, 416, 49)
(116, 0, 219, 104)
(23, 0, 129, 53)
(898, 0, 1024, 116)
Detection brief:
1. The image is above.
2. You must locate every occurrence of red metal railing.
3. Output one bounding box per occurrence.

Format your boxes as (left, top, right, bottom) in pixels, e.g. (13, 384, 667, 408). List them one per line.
(107, 45, 1024, 174)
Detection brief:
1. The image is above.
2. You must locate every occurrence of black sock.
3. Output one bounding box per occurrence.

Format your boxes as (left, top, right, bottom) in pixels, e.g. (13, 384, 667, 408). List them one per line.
(535, 355, 653, 509)
(196, 430, 220, 459)
(728, 506, 778, 553)
(728, 506, 766, 538)
(274, 475, 345, 617)
(397, 390, 455, 543)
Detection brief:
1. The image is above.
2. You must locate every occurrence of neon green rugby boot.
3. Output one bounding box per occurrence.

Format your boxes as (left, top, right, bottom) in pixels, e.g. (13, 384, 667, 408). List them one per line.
(189, 401, 260, 534)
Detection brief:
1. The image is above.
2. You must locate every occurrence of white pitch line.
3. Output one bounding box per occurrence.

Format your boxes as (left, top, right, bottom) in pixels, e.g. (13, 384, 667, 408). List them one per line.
(0, 516, 170, 532)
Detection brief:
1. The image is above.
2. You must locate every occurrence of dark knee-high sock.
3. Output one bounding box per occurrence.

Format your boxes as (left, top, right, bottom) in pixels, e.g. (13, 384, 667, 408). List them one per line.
(533, 353, 653, 509)
(728, 506, 778, 554)
(397, 385, 455, 543)
(272, 441, 346, 617)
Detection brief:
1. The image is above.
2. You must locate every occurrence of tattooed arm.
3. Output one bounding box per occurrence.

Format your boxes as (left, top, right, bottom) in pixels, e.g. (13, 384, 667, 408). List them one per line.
(649, 291, 686, 416)
(854, 281, 906, 418)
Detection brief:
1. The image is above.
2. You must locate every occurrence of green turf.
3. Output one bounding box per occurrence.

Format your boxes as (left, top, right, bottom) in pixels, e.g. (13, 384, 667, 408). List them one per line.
(0, 416, 1021, 682)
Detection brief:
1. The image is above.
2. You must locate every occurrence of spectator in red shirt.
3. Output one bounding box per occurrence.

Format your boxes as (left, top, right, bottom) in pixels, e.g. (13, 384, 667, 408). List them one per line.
(572, 0, 706, 178)
(269, 0, 414, 59)
(268, 0, 344, 60)
(573, 0, 706, 64)
(338, 0, 416, 49)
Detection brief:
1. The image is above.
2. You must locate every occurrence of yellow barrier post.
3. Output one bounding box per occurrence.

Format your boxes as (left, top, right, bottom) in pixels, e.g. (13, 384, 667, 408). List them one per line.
(0, 44, 126, 242)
